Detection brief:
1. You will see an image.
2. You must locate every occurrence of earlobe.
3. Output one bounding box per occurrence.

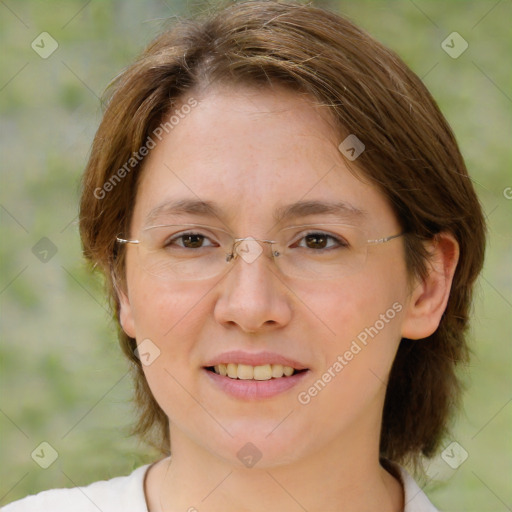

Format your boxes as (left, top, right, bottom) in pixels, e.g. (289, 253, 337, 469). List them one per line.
(118, 285, 137, 339)
(401, 232, 459, 340)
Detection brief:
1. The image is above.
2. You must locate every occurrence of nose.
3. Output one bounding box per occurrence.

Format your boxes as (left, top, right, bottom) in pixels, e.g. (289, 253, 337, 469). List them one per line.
(213, 241, 293, 333)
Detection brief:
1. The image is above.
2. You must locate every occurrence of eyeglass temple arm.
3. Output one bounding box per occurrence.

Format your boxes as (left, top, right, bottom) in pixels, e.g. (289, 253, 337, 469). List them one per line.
(116, 236, 140, 245)
(366, 232, 404, 244)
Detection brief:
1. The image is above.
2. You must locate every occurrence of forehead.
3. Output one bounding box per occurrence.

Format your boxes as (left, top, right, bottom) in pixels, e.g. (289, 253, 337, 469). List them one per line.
(131, 85, 395, 231)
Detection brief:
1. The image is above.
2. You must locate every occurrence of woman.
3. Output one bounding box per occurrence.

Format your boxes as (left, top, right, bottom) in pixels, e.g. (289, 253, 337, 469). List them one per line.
(4, 1, 486, 510)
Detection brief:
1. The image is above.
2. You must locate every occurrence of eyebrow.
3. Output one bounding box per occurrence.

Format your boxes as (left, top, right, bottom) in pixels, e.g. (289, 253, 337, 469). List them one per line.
(144, 198, 366, 227)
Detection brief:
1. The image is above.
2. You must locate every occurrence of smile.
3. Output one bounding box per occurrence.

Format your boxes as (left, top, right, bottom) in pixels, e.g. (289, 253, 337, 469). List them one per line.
(207, 363, 305, 380)
(202, 351, 310, 399)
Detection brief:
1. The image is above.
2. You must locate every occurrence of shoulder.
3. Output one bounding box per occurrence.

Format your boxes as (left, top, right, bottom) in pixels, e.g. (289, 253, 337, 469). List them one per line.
(392, 463, 441, 512)
(1, 464, 151, 512)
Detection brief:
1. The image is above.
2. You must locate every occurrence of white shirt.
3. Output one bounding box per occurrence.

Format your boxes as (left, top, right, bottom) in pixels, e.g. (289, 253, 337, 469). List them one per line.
(1, 463, 439, 511)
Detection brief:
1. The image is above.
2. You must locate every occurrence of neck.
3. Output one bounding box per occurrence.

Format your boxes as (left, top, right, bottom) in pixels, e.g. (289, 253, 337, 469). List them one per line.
(146, 421, 404, 512)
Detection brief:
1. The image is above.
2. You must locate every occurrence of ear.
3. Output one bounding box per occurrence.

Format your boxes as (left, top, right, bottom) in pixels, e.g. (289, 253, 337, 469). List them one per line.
(117, 282, 137, 339)
(401, 232, 459, 340)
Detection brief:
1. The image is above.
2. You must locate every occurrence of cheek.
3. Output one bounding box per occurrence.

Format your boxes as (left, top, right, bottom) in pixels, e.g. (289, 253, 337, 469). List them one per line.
(303, 265, 407, 385)
(128, 274, 201, 338)
(127, 274, 220, 371)
(130, 278, 210, 415)
(297, 276, 405, 424)
(302, 274, 403, 341)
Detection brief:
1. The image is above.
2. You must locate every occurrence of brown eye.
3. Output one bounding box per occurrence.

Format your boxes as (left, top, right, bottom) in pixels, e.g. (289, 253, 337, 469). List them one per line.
(304, 233, 328, 249)
(296, 232, 349, 250)
(165, 232, 215, 249)
(181, 234, 206, 248)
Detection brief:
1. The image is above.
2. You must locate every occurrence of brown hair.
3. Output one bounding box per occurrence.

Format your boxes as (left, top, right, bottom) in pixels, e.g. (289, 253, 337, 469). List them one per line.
(79, 0, 486, 466)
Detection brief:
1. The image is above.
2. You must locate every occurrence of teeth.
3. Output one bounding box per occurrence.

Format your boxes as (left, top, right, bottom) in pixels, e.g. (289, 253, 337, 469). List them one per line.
(212, 363, 298, 380)
(271, 364, 283, 378)
(283, 366, 294, 376)
(237, 364, 253, 380)
(253, 364, 272, 381)
(227, 363, 238, 378)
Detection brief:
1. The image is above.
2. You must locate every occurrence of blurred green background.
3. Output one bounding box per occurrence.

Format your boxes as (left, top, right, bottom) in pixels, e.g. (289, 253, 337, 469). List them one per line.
(0, 0, 510, 509)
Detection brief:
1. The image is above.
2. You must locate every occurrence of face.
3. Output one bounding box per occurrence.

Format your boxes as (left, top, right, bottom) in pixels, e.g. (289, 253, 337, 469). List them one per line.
(119, 84, 412, 468)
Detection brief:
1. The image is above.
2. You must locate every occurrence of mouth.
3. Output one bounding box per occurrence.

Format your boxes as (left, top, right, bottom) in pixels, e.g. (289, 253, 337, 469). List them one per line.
(203, 358, 310, 400)
(205, 363, 308, 380)
(202, 351, 310, 399)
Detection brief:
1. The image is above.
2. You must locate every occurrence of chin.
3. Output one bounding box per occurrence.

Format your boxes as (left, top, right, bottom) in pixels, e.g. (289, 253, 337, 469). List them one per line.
(199, 421, 309, 469)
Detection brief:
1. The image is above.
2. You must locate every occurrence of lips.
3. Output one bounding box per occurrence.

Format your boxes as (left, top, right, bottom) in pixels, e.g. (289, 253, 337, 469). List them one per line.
(203, 350, 308, 371)
(202, 351, 310, 399)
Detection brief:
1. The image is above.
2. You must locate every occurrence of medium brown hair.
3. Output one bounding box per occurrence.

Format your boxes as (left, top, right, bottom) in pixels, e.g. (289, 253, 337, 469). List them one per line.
(79, 0, 486, 466)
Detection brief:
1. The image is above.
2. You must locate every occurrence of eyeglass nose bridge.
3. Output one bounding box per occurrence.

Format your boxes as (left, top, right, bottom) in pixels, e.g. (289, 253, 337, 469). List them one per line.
(226, 236, 280, 264)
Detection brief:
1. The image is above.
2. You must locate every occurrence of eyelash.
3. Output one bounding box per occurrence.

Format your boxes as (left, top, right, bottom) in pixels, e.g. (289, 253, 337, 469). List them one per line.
(165, 230, 349, 250)
(166, 232, 216, 248)
(294, 231, 349, 250)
